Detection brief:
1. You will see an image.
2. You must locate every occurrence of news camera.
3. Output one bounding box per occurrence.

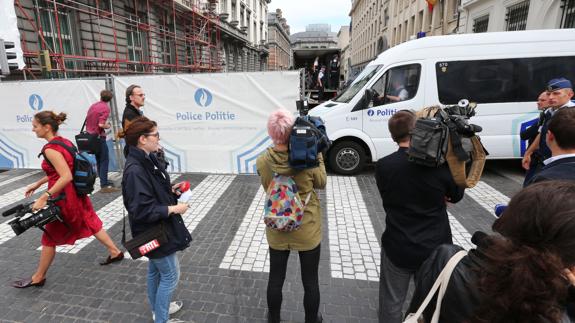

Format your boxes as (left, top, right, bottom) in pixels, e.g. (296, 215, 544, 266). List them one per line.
(438, 99, 483, 137)
(2, 194, 66, 235)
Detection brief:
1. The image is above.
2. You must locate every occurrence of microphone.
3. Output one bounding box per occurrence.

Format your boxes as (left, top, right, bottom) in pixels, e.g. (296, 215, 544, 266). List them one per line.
(2, 204, 25, 217)
(177, 181, 192, 204)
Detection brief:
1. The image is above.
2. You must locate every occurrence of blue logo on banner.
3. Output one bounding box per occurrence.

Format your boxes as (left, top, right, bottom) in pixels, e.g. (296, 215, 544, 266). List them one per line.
(367, 109, 374, 117)
(194, 88, 213, 107)
(29, 94, 43, 111)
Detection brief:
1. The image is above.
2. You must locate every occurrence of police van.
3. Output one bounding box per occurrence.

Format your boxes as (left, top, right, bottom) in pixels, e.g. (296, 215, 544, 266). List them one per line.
(309, 29, 575, 175)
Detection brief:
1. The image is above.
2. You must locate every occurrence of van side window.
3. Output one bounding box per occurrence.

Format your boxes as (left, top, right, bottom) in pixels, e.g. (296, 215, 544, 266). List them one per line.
(370, 64, 421, 107)
(436, 56, 575, 104)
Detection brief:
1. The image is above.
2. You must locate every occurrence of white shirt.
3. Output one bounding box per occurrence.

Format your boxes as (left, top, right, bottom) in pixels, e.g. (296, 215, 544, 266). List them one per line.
(543, 153, 575, 166)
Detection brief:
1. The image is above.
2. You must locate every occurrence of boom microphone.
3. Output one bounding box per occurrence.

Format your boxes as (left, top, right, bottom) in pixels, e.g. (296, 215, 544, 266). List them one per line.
(2, 204, 26, 217)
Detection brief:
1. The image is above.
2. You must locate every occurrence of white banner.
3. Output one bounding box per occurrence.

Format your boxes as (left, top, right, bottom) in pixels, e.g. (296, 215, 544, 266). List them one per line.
(0, 79, 107, 168)
(0, 0, 25, 69)
(113, 71, 300, 173)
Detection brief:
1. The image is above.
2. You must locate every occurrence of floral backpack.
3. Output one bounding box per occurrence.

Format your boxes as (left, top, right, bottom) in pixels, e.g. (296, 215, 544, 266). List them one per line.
(264, 174, 311, 232)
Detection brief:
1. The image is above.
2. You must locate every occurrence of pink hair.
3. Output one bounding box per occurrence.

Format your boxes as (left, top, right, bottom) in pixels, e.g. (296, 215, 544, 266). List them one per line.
(267, 108, 294, 145)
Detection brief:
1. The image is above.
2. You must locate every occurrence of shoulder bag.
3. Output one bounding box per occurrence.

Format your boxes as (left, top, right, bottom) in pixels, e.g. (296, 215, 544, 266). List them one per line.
(403, 250, 468, 323)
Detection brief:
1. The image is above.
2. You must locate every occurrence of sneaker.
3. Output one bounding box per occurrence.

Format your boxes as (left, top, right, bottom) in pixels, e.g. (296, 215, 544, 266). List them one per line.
(99, 186, 120, 193)
(152, 301, 183, 320)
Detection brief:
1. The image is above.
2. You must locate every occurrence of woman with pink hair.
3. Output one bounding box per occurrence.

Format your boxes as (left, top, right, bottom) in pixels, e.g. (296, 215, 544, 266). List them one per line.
(256, 108, 327, 323)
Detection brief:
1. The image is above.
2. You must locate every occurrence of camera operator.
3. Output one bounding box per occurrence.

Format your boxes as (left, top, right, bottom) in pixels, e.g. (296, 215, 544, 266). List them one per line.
(375, 110, 465, 323)
(12, 111, 124, 289)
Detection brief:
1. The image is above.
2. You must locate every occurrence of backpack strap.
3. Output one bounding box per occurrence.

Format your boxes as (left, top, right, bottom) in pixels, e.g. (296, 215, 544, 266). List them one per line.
(38, 139, 77, 168)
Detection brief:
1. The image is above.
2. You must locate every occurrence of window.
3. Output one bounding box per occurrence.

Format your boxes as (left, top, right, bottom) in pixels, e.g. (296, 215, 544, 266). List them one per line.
(561, 0, 575, 28)
(36, 0, 76, 71)
(126, 13, 147, 71)
(334, 65, 383, 103)
(369, 64, 421, 107)
(435, 56, 575, 104)
(506, 1, 530, 31)
(473, 15, 489, 33)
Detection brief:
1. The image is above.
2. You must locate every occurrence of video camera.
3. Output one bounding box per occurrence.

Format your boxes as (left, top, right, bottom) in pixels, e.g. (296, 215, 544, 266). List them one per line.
(437, 99, 483, 137)
(2, 194, 66, 235)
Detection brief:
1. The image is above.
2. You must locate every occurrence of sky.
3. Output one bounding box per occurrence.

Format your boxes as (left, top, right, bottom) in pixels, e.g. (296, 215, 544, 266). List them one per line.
(268, 0, 352, 34)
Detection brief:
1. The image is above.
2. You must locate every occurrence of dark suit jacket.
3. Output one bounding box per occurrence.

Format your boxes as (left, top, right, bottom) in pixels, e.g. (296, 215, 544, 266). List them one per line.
(375, 147, 464, 270)
(528, 156, 575, 185)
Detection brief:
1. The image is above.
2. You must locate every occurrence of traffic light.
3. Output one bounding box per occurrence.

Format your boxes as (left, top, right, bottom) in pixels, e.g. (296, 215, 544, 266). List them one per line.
(0, 38, 19, 76)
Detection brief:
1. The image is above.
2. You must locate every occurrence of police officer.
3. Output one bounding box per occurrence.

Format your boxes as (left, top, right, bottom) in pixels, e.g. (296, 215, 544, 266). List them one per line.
(522, 77, 575, 185)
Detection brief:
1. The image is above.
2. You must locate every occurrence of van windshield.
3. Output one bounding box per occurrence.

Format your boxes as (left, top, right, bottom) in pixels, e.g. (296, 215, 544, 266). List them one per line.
(334, 65, 383, 103)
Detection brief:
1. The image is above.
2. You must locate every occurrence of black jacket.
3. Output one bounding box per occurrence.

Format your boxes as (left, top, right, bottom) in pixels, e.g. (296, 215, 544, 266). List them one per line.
(529, 156, 575, 185)
(122, 145, 192, 259)
(375, 147, 464, 270)
(409, 237, 575, 323)
(121, 103, 142, 129)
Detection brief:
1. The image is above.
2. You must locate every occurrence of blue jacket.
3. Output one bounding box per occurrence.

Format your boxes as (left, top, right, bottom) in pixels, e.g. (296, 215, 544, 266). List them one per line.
(529, 156, 575, 185)
(122, 145, 192, 258)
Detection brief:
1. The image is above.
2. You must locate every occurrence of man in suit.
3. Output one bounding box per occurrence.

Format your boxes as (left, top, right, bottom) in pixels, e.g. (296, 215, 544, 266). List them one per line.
(528, 107, 575, 184)
(375, 111, 464, 323)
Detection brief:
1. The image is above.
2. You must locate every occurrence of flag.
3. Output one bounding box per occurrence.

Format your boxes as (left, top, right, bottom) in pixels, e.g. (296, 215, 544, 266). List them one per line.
(426, 0, 437, 11)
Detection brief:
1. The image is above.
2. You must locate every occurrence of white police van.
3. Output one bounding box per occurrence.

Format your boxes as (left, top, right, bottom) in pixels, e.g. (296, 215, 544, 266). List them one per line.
(309, 29, 575, 175)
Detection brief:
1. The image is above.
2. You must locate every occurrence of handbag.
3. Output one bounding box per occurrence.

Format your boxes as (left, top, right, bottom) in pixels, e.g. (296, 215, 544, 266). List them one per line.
(75, 118, 101, 154)
(121, 211, 169, 259)
(403, 250, 468, 323)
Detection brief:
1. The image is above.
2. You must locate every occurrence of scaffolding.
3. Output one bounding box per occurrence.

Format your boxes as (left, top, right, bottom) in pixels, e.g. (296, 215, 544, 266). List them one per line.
(14, 0, 222, 79)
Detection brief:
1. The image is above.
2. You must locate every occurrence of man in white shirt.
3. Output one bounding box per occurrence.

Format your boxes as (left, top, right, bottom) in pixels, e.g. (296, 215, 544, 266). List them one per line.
(527, 107, 575, 184)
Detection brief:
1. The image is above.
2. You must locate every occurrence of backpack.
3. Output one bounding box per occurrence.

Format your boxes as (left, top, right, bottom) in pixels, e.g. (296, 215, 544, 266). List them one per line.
(288, 116, 331, 170)
(263, 174, 311, 232)
(40, 140, 97, 196)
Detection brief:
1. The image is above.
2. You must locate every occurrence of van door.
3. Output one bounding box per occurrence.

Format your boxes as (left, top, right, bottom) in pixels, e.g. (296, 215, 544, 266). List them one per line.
(360, 63, 424, 159)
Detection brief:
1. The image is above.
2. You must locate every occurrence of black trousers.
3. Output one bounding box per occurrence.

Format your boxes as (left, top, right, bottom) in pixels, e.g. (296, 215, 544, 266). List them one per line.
(267, 244, 321, 323)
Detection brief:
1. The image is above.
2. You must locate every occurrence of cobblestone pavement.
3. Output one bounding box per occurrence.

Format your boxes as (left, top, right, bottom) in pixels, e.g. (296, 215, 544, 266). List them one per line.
(0, 163, 522, 323)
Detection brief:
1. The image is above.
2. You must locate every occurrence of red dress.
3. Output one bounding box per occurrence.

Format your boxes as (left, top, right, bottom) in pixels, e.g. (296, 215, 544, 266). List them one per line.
(40, 137, 103, 247)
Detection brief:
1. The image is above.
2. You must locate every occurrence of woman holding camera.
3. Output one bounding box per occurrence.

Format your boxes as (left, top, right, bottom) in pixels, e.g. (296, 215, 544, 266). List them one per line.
(13, 111, 124, 288)
(120, 116, 191, 323)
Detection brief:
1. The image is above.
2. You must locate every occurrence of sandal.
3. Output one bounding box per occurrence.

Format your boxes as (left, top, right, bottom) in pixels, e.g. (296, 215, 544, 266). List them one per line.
(99, 252, 124, 265)
(12, 277, 46, 288)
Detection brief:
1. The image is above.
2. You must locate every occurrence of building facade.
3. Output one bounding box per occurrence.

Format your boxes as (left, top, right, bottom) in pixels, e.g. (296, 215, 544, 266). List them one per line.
(217, 0, 270, 72)
(10, 0, 269, 79)
(459, 0, 574, 33)
(266, 9, 291, 70)
(337, 26, 351, 82)
(349, 0, 459, 75)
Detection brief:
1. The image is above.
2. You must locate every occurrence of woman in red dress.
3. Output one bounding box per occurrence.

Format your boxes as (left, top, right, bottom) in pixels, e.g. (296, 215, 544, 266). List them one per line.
(12, 111, 124, 288)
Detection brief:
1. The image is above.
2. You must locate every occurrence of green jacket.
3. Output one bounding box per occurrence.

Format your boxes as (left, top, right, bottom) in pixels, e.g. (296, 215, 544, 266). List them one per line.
(256, 147, 327, 251)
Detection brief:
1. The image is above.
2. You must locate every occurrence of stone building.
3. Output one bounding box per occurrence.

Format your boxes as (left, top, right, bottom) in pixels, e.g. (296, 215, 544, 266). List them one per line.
(266, 9, 291, 70)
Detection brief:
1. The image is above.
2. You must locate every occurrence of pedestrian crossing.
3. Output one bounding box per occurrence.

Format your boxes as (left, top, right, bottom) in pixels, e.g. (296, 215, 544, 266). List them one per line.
(0, 169, 517, 282)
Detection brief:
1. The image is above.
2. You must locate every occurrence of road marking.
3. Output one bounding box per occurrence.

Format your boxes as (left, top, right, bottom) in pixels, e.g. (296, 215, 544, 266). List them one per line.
(0, 170, 42, 188)
(327, 176, 381, 281)
(449, 212, 473, 250)
(45, 175, 181, 254)
(466, 181, 510, 217)
(219, 186, 268, 272)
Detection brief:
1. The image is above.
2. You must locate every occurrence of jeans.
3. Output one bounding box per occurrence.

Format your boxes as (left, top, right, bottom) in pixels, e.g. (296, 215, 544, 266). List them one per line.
(379, 248, 418, 323)
(95, 137, 110, 187)
(148, 253, 180, 323)
(267, 244, 321, 323)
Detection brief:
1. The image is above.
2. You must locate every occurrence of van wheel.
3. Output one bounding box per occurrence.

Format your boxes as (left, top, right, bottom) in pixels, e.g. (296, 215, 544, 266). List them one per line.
(328, 141, 366, 175)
